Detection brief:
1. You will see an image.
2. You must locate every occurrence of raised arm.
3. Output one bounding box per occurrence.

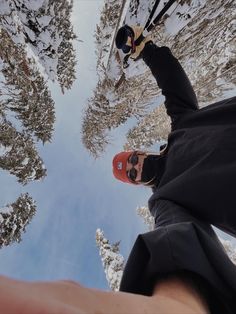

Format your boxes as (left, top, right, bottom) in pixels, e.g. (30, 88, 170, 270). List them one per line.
(115, 25, 199, 127)
(142, 43, 199, 125)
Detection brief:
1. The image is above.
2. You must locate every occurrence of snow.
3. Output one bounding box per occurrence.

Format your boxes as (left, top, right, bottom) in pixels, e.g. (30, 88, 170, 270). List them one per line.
(22, 158, 29, 166)
(0, 205, 13, 214)
(119, 0, 131, 27)
(219, 84, 236, 100)
(137, 206, 154, 231)
(0, 0, 11, 15)
(0, 0, 76, 85)
(25, 27, 36, 42)
(164, 0, 206, 36)
(220, 238, 236, 265)
(96, 228, 125, 291)
(23, 0, 47, 11)
(35, 15, 52, 27)
(0, 145, 11, 156)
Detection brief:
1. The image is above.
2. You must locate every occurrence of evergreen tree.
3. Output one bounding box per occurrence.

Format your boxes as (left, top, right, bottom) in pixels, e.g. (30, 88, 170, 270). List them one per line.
(0, 0, 77, 89)
(96, 228, 125, 291)
(136, 205, 155, 231)
(0, 0, 78, 248)
(54, 0, 77, 93)
(168, 0, 236, 105)
(0, 29, 55, 143)
(82, 71, 156, 157)
(124, 104, 170, 150)
(220, 239, 236, 265)
(94, 0, 123, 73)
(57, 40, 77, 94)
(0, 119, 46, 185)
(0, 193, 36, 248)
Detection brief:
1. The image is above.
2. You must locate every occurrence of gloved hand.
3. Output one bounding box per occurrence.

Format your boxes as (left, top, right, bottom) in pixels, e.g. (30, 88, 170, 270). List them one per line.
(115, 25, 152, 60)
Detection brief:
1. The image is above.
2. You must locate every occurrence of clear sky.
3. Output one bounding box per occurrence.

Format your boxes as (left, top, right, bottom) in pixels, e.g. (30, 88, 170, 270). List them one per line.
(0, 0, 150, 290)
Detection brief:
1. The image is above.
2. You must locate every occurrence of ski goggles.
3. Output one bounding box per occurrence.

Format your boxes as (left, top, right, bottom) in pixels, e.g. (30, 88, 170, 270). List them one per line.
(127, 152, 139, 182)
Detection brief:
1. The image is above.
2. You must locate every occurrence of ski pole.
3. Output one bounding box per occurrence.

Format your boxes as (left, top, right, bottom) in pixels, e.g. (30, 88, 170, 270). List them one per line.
(144, 0, 161, 30)
(146, 0, 177, 32)
(122, 0, 177, 68)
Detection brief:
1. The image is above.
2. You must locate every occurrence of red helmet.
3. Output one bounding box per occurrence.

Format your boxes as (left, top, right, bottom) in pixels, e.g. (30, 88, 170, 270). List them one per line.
(112, 151, 138, 184)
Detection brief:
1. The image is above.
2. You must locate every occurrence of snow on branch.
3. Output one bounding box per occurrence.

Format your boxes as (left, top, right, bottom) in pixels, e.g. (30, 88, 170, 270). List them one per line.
(0, 0, 77, 90)
(0, 119, 46, 185)
(96, 228, 125, 291)
(136, 205, 155, 231)
(220, 238, 236, 265)
(0, 193, 36, 248)
(0, 29, 55, 143)
(124, 104, 170, 151)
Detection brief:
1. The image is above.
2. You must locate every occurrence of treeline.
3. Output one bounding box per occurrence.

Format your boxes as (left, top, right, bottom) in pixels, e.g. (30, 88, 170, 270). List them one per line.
(0, 0, 77, 248)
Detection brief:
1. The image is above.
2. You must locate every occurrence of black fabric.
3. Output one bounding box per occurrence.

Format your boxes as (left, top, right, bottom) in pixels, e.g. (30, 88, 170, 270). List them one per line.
(141, 155, 161, 183)
(120, 202, 236, 313)
(143, 45, 236, 236)
(134, 33, 145, 46)
(143, 43, 199, 125)
(115, 25, 134, 49)
(120, 43, 236, 313)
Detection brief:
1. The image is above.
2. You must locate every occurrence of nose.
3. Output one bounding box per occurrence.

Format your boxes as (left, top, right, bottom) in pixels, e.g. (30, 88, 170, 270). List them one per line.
(126, 162, 140, 172)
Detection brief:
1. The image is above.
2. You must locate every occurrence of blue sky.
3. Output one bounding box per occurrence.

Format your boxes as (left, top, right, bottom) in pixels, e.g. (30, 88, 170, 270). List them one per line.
(0, 0, 151, 290)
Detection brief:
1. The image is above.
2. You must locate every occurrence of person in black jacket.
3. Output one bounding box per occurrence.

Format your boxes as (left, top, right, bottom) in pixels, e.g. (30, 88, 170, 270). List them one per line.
(113, 25, 236, 313)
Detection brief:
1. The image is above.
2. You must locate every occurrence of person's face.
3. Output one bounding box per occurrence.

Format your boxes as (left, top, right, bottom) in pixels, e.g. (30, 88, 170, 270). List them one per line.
(126, 152, 146, 183)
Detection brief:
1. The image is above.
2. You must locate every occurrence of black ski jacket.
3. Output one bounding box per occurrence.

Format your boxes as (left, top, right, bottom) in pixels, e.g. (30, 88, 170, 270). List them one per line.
(119, 43, 236, 313)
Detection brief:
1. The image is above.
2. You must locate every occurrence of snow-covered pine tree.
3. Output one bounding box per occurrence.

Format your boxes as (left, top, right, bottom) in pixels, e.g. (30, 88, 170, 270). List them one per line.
(82, 70, 157, 157)
(0, 193, 36, 248)
(0, 0, 77, 89)
(54, 0, 77, 93)
(0, 29, 55, 143)
(136, 205, 155, 231)
(96, 228, 125, 291)
(220, 239, 236, 265)
(0, 0, 77, 245)
(57, 40, 77, 94)
(124, 104, 171, 150)
(0, 119, 46, 185)
(94, 0, 123, 74)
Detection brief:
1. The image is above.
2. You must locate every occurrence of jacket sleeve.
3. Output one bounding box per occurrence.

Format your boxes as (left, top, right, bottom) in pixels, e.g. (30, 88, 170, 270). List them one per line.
(142, 43, 199, 126)
(120, 200, 236, 313)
